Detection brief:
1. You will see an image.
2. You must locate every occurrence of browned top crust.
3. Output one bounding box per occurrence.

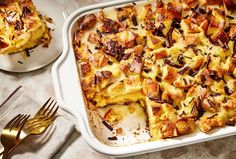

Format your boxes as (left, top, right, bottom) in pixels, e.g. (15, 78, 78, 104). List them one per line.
(73, 0, 236, 140)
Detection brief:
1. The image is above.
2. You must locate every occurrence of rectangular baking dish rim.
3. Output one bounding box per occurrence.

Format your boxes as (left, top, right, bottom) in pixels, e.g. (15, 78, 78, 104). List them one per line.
(51, 0, 236, 157)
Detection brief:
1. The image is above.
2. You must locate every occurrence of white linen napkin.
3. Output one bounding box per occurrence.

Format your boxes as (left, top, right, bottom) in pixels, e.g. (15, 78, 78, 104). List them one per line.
(0, 86, 75, 159)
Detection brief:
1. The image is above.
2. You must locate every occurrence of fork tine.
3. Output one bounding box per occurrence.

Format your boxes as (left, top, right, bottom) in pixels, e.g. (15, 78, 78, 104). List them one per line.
(16, 115, 30, 128)
(10, 114, 27, 130)
(36, 97, 52, 116)
(16, 115, 30, 139)
(4, 114, 22, 129)
(41, 99, 54, 116)
(48, 106, 59, 119)
(45, 102, 57, 118)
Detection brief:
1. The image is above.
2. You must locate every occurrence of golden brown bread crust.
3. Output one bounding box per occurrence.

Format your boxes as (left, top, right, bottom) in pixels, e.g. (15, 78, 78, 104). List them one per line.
(73, 0, 236, 140)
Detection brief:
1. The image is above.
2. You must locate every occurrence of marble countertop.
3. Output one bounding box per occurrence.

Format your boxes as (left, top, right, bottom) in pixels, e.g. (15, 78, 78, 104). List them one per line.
(1, 0, 236, 158)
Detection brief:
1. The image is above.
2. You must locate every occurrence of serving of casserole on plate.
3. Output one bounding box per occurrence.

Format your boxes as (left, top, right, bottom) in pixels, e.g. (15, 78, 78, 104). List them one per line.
(0, 0, 51, 54)
(52, 0, 236, 157)
(0, 0, 66, 72)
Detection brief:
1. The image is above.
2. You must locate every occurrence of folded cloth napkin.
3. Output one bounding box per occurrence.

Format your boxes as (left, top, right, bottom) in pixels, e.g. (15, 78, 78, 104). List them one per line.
(0, 86, 75, 159)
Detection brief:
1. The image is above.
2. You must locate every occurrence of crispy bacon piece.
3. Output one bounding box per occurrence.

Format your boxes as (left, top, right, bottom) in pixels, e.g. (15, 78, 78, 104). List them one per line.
(78, 14, 97, 31)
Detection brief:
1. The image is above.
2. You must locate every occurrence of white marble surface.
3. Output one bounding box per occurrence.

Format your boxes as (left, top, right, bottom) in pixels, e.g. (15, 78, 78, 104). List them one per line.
(1, 0, 236, 159)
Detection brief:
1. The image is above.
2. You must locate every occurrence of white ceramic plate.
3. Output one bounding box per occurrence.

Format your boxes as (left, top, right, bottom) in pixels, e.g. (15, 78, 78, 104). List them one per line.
(0, 0, 68, 73)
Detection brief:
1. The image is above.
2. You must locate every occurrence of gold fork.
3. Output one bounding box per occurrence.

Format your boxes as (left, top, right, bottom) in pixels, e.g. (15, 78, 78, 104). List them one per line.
(22, 97, 59, 137)
(31, 97, 59, 120)
(0, 98, 59, 158)
(0, 114, 30, 159)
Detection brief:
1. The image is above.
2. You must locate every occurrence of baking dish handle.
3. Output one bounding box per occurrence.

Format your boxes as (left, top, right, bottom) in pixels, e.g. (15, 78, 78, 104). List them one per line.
(51, 44, 88, 120)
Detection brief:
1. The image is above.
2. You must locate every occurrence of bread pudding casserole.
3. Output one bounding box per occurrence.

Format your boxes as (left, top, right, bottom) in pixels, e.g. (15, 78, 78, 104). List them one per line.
(0, 0, 51, 54)
(73, 0, 236, 140)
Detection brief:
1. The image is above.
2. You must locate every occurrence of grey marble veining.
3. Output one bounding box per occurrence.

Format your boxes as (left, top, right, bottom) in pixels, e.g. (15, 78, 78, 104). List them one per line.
(0, 0, 236, 158)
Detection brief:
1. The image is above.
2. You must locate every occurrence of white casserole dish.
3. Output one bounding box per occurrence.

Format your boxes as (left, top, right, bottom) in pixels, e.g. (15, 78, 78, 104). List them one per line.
(52, 0, 236, 157)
